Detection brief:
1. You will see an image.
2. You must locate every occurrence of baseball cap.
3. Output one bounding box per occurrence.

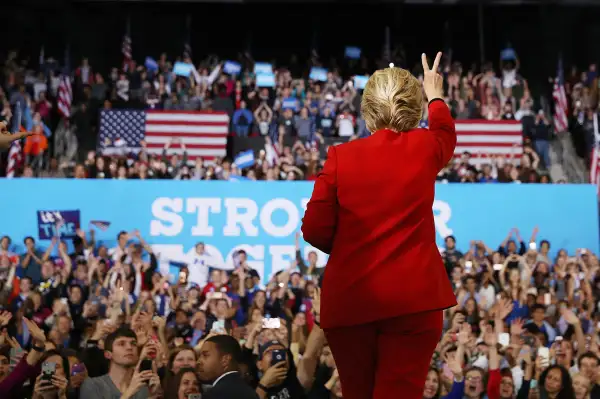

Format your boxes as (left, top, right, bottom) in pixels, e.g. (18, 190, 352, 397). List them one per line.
(258, 340, 283, 360)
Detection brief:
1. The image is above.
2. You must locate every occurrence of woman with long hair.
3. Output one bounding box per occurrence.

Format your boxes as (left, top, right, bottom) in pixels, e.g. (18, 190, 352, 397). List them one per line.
(423, 368, 442, 399)
(538, 365, 576, 399)
(162, 345, 198, 395)
(164, 367, 201, 399)
(302, 52, 456, 399)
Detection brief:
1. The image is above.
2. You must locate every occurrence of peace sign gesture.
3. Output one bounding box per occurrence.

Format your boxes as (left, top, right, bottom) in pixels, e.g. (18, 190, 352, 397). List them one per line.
(421, 52, 444, 102)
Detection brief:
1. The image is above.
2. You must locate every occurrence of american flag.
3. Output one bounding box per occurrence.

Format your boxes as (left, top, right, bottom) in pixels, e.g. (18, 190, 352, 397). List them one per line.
(553, 57, 569, 134)
(122, 34, 132, 61)
(57, 75, 72, 118)
(98, 110, 229, 161)
(6, 139, 22, 178)
(90, 220, 111, 231)
(421, 120, 523, 166)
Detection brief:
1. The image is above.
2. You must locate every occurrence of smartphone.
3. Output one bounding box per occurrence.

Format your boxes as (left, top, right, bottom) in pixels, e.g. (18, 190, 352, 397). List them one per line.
(529, 242, 537, 250)
(71, 363, 86, 376)
(9, 347, 24, 372)
(262, 318, 281, 329)
(41, 361, 57, 383)
(211, 320, 226, 334)
(271, 349, 287, 367)
(465, 261, 473, 269)
(538, 347, 550, 366)
(139, 359, 153, 372)
(179, 271, 187, 284)
(499, 333, 510, 347)
(493, 263, 503, 271)
(544, 293, 551, 305)
(188, 395, 201, 399)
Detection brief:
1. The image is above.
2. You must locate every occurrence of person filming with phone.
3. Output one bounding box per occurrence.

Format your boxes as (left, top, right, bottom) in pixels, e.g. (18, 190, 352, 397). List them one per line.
(79, 327, 159, 399)
(255, 340, 305, 399)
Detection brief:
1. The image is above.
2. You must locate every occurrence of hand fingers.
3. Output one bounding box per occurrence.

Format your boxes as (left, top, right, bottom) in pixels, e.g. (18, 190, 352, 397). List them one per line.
(421, 53, 430, 72)
(431, 52, 442, 72)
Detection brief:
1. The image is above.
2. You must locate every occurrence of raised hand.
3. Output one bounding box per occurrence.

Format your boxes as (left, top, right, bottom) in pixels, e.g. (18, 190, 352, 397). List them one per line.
(444, 353, 462, 377)
(24, 318, 46, 345)
(421, 52, 444, 102)
(561, 307, 580, 325)
(0, 311, 12, 327)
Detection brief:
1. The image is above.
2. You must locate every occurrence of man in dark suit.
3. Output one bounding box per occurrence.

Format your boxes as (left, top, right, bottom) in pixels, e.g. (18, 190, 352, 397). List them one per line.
(198, 335, 258, 399)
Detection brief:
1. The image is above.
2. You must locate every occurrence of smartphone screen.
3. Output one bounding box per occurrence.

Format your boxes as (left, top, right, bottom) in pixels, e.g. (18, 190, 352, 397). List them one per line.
(270, 349, 286, 366)
(139, 359, 153, 372)
(211, 320, 226, 333)
(262, 318, 281, 329)
(498, 333, 510, 347)
(529, 242, 537, 250)
(544, 293, 551, 305)
(42, 362, 57, 383)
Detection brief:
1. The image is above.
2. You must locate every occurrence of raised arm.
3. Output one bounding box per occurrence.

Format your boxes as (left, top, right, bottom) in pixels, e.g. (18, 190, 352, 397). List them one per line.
(421, 53, 456, 170)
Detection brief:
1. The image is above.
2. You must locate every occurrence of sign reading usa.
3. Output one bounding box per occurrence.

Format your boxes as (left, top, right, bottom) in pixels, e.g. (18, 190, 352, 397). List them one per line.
(0, 180, 597, 282)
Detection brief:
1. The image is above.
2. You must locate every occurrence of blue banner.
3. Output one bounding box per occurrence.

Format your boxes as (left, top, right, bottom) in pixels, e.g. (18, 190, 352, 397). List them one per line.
(223, 61, 241, 75)
(309, 67, 328, 82)
(256, 73, 275, 88)
(1, 180, 598, 282)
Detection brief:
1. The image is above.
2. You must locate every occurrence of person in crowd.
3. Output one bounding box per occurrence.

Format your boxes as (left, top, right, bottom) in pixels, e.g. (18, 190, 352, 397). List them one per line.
(197, 334, 258, 398)
(79, 327, 158, 399)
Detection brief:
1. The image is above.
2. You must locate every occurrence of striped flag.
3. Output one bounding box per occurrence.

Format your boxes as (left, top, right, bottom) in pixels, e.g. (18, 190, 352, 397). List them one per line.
(122, 34, 132, 61)
(421, 120, 523, 166)
(6, 140, 22, 178)
(57, 75, 72, 118)
(233, 150, 255, 169)
(98, 110, 229, 161)
(553, 57, 569, 134)
(90, 220, 111, 231)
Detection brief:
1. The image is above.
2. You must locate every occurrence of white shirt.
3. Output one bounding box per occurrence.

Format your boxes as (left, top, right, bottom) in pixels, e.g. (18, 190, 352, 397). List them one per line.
(337, 115, 355, 137)
(212, 371, 238, 387)
(187, 251, 219, 288)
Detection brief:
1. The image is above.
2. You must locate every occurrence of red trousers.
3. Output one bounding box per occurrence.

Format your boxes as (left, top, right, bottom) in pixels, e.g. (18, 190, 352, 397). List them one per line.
(324, 310, 442, 399)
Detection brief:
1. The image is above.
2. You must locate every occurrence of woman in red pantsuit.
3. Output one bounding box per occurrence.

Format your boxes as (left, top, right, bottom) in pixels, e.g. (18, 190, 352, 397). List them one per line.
(301, 52, 457, 399)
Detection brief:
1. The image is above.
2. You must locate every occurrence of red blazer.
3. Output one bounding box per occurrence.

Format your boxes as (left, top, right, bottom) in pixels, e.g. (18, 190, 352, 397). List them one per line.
(302, 99, 458, 329)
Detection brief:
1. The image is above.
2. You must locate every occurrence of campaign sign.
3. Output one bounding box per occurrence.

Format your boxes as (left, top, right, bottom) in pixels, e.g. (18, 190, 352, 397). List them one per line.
(37, 210, 81, 240)
(1, 180, 597, 283)
(309, 67, 328, 82)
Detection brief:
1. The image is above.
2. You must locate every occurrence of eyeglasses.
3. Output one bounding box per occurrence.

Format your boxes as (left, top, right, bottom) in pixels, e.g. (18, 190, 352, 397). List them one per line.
(466, 376, 482, 382)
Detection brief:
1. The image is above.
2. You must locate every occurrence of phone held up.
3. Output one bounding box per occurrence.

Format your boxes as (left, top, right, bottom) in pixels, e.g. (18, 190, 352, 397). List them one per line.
(41, 361, 57, 384)
(262, 318, 281, 329)
(271, 349, 286, 367)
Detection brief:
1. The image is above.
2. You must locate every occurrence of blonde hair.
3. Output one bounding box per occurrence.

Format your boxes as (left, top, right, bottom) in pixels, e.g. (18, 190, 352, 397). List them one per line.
(361, 67, 423, 133)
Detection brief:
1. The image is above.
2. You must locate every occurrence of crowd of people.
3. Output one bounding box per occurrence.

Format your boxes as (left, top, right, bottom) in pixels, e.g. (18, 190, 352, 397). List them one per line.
(1, 46, 590, 182)
(0, 225, 596, 398)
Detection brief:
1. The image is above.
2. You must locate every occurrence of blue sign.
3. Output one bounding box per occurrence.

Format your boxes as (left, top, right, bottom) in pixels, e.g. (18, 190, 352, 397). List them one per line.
(256, 73, 275, 88)
(145, 57, 159, 72)
(37, 210, 81, 240)
(223, 61, 241, 75)
(173, 62, 194, 77)
(354, 75, 369, 90)
(501, 48, 517, 61)
(309, 67, 328, 82)
(254, 62, 273, 75)
(345, 46, 361, 60)
(1, 180, 598, 283)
